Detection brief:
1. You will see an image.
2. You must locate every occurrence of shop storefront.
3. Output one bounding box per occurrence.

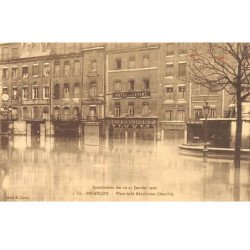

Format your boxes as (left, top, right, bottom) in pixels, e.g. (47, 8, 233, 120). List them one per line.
(106, 118, 158, 140)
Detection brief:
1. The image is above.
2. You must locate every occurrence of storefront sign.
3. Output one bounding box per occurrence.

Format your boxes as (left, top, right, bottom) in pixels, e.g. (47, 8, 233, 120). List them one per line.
(161, 122, 187, 130)
(82, 99, 104, 105)
(191, 95, 220, 102)
(113, 91, 150, 99)
(106, 118, 157, 126)
(162, 103, 187, 109)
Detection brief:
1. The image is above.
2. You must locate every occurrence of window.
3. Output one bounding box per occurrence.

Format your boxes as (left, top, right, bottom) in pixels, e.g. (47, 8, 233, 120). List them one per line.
(42, 107, 49, 120)
(43, 86, 50, 99)
(33, 107, 39, 118)
(2, 47, 8, 59)
(73, 106, 80, 116)
(63, 106, 70, 115)
(144, 78, 150, 90)
(129, 57, 136, 68)
(194, 108, 203, 118)
(64, 61, 70, 75)
(74, 60, 80, 75)
(210, 108, 217, 117)
(114, 102, 120, 116)
(12, 48, 19, 58)
(89, 59, 97, 72)
(166, 64, 174, 77)
(53, 107, 59, 119)
(114, 80, 121, 92)
(178, 86, 186, 99)
(41, 43, 47, 52)
(89, 80, 97, 97)
(166, 44, 174, 56)
(115, 58, 122, 70)
(143, 55, 150, 67)
(63, 83, 70, 98)
(2, 68, 8, 79)
(22, 66, 29, 78)
(22, 107, 28, 119)
(178, 62, 187, 77)
(73, 83, 80, 97)
(179, 43, 187, 55)
(32, 86, 39, 99)
(54, 83, 60, 99)
(12, 87, 18, 100)
(2, 87, 8, 94)
(89, 106, 96, 118)
(166, 86, 173, 99)
(129, 79, 135, 91)
(12, 67, 18, 78)
(54, 62, 60, 75)
(128, 102, 134, 116)
(142, 102, 150, 117)
(22, 87, 28, 99)
(165, 110, 173, 121)
(12, 107, 18, 119)
(43, 63, 50, 76)
(177, 110, 185, 121)
(32, 64, 39, 76)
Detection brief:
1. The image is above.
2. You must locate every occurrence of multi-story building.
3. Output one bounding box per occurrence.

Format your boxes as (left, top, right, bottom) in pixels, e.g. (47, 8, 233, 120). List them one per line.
(158, 43, 190, 139)
(0, 42, 236, 139)
(81, 45, 105, 138)
(0, 43, 52, 136)
(105, 43, 160, 140)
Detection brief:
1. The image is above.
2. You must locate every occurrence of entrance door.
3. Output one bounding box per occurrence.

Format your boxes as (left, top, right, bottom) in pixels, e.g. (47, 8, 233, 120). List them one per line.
(31, 123, 40, 136)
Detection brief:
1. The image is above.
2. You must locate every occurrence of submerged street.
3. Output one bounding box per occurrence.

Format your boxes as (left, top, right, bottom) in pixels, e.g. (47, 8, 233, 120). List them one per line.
(0, 135, 250, 201)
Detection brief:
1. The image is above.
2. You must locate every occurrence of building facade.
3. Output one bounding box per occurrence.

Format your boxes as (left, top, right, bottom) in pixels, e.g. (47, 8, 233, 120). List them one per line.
(158, 43, 190, 140)
(0, 43, 235, 139)
(105, 43, 160, 140)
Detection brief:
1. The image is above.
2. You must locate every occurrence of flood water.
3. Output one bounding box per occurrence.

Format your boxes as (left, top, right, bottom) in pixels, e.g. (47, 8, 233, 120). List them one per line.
(0, 135, 250, 201)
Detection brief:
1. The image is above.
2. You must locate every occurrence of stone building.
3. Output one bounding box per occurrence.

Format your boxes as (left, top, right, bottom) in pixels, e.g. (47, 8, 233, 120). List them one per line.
(105, 43, 160, 140)
(0, 43, 52, 136)
(0, 42, 235, 139)
(158, 43, 190, 140)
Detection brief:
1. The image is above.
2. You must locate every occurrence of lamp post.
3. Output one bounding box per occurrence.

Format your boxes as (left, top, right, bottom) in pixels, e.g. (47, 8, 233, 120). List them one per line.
(203, 102, 210, 162)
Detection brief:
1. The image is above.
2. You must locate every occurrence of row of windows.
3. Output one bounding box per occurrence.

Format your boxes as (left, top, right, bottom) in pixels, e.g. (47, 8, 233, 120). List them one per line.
(114, 102, 150, 117)
(19, 106, 80, 119)
(166, 62, 187, 77)
(165, 86, 186, 100)
(166, 43, 188, 56)
(194, 108, 217, 118)
(164, 110, 186, 121)
(115, 55, 150, 70)
(53, 83, 81, 99)
(1, 60, 85, 79)
(114, 78, 150, 92)
(3, 86, 50, 100)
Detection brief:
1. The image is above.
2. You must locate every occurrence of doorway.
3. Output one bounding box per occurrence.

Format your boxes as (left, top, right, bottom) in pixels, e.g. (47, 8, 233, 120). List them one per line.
(31, 123, 40, 136)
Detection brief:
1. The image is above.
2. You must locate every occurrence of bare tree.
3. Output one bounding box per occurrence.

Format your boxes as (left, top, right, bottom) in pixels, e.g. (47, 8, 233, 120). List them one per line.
(187, 43, 250, 168)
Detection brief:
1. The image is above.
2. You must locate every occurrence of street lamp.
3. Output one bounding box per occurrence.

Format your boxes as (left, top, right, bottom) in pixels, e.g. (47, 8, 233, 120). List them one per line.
(203, 102, 210, 162)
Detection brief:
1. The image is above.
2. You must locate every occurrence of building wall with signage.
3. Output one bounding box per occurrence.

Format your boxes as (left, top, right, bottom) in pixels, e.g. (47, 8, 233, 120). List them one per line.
(106, 45, 160, 119)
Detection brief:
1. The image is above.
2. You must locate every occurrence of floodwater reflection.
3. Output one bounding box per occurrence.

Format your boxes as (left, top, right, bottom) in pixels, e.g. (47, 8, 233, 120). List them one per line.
(0, 135, 250, 201)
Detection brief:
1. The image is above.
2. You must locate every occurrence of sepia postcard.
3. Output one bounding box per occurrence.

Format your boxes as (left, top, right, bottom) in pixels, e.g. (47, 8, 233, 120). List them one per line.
(0, 42, 249, 201)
